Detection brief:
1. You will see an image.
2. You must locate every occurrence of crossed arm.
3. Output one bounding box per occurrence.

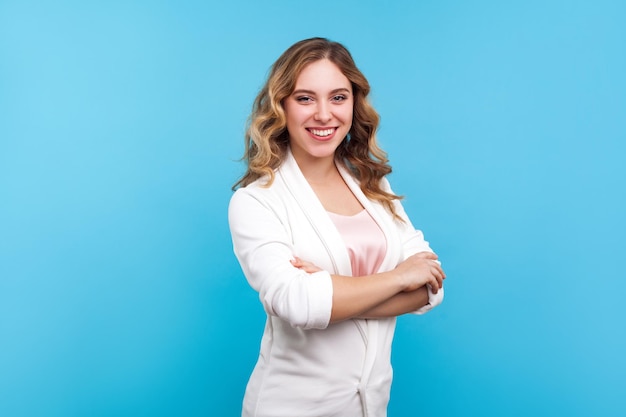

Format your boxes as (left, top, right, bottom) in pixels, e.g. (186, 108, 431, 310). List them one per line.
(291, 252, 445, 323)
(230, 188, 445, 329)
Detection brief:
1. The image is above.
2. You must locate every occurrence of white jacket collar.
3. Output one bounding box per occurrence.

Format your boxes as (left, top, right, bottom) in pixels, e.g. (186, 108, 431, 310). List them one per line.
(277, 148, 401, 276)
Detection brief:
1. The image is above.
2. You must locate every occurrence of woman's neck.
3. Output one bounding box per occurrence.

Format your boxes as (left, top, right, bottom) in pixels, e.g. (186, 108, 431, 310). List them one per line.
(292, 153, 340, 185)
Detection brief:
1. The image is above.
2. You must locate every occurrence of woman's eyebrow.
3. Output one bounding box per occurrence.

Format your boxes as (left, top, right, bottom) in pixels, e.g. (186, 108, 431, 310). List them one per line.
(292, 88, 351, 95)
(292, 89, 316, 95)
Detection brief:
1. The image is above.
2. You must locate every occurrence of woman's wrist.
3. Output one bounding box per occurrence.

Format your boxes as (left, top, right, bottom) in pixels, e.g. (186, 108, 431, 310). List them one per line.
(383, 269, 408, 293)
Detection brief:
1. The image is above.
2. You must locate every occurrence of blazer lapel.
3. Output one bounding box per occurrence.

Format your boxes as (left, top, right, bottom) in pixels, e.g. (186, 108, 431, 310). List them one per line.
(278, 150, 353, 276)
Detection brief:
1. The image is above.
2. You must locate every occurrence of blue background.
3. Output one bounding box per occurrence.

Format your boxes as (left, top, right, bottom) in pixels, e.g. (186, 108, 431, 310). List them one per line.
(1, 1, 624, 416)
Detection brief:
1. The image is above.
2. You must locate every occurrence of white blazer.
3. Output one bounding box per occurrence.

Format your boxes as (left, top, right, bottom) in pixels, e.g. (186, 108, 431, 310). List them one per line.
(228, 149, 443, 417)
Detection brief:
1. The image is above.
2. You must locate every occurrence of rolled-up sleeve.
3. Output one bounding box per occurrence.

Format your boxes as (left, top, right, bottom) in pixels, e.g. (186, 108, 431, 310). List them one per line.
(228, 188, 333, 329)
(413, 285, 444, 314)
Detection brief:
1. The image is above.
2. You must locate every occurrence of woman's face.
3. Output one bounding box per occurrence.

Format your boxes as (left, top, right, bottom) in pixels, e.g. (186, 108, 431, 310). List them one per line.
(283, 59, 353, 165)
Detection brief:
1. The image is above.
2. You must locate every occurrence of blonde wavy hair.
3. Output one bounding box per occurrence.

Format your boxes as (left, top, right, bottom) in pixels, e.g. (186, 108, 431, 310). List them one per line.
(234, 37, 403, 218)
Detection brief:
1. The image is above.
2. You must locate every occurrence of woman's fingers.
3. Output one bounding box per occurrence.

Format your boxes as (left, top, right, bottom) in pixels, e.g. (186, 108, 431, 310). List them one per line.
(430, 261, 445, 286)
(291, 257, 322, 273)
(412, 251, 438, 261)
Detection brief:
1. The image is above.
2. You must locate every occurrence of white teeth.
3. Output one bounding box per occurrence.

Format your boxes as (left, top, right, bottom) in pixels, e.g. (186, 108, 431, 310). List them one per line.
(310, 128, 334, 137)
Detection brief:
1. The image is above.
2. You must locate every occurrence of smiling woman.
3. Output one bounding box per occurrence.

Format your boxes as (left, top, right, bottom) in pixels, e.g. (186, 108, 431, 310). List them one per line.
(284, 60, 354, 167)
(228, 37, 446, 417)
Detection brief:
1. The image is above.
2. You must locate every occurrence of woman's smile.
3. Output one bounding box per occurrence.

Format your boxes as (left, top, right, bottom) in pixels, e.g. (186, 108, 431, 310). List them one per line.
(306, 127, 338, 140)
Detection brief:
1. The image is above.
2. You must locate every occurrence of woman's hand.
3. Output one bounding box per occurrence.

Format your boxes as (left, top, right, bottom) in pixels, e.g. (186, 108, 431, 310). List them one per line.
(394, 252, 446, 293)
(290, 256, 323, 273)
(292, 252, 445, 293)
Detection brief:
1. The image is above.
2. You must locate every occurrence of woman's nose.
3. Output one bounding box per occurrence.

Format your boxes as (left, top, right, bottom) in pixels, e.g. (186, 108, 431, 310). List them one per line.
(314, 102, 331, 122)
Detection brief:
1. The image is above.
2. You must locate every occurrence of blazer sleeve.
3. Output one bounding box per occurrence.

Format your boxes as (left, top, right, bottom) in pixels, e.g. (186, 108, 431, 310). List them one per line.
(228, 187, 333, 329)
(383, 178, 444, 314)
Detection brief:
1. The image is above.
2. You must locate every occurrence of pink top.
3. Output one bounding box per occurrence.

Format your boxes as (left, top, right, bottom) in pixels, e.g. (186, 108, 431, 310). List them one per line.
(327, 210, 387, 277)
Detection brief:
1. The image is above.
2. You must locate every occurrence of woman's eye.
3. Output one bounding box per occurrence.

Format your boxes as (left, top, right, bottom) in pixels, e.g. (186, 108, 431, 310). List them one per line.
(332, 95, 347, 102)
(296, 96, 313, 103)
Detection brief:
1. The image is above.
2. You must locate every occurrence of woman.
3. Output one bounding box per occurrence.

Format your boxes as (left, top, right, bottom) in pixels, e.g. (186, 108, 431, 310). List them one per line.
(228, 37, 446, 417)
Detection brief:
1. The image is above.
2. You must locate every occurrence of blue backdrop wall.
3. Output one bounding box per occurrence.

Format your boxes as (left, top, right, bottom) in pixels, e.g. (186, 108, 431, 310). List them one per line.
(1, 1, 624, 416)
